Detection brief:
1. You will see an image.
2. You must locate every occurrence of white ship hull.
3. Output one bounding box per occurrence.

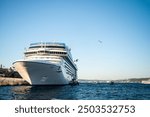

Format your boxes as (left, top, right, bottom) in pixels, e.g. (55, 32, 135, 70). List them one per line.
(13, 61, 71, 85)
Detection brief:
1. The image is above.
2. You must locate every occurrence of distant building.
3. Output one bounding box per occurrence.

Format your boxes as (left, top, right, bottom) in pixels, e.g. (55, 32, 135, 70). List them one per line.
(141, 80, 150, 84)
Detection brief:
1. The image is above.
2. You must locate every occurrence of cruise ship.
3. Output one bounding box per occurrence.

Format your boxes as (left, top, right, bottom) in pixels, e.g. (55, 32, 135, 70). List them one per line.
(13, 42, 78, 85)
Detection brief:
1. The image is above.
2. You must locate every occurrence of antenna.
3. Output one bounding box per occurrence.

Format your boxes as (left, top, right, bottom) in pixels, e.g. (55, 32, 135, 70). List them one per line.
(74, 59, 79, 62)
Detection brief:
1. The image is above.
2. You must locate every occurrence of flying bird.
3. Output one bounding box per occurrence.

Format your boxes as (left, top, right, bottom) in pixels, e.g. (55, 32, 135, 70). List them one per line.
(98, 40, 102, 43)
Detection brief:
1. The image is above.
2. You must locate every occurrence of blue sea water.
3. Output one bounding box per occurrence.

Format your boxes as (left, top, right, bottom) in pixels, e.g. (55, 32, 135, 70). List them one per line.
(0, 83, 150, 100)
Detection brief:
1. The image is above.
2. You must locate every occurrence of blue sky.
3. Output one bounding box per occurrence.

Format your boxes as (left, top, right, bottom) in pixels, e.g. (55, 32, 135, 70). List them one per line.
(0, 0, 150, 80)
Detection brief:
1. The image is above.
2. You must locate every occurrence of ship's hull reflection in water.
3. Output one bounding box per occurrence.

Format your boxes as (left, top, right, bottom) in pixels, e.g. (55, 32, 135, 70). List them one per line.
(12, 85, 76, 100)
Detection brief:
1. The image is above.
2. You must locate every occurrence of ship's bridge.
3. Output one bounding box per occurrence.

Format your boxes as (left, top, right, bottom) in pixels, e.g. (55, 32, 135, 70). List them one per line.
(29, 42, 66, 49)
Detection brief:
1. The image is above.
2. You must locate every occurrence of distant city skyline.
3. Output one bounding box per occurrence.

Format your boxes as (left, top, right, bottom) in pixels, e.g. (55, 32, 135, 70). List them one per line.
(0, 0, 150, 80)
